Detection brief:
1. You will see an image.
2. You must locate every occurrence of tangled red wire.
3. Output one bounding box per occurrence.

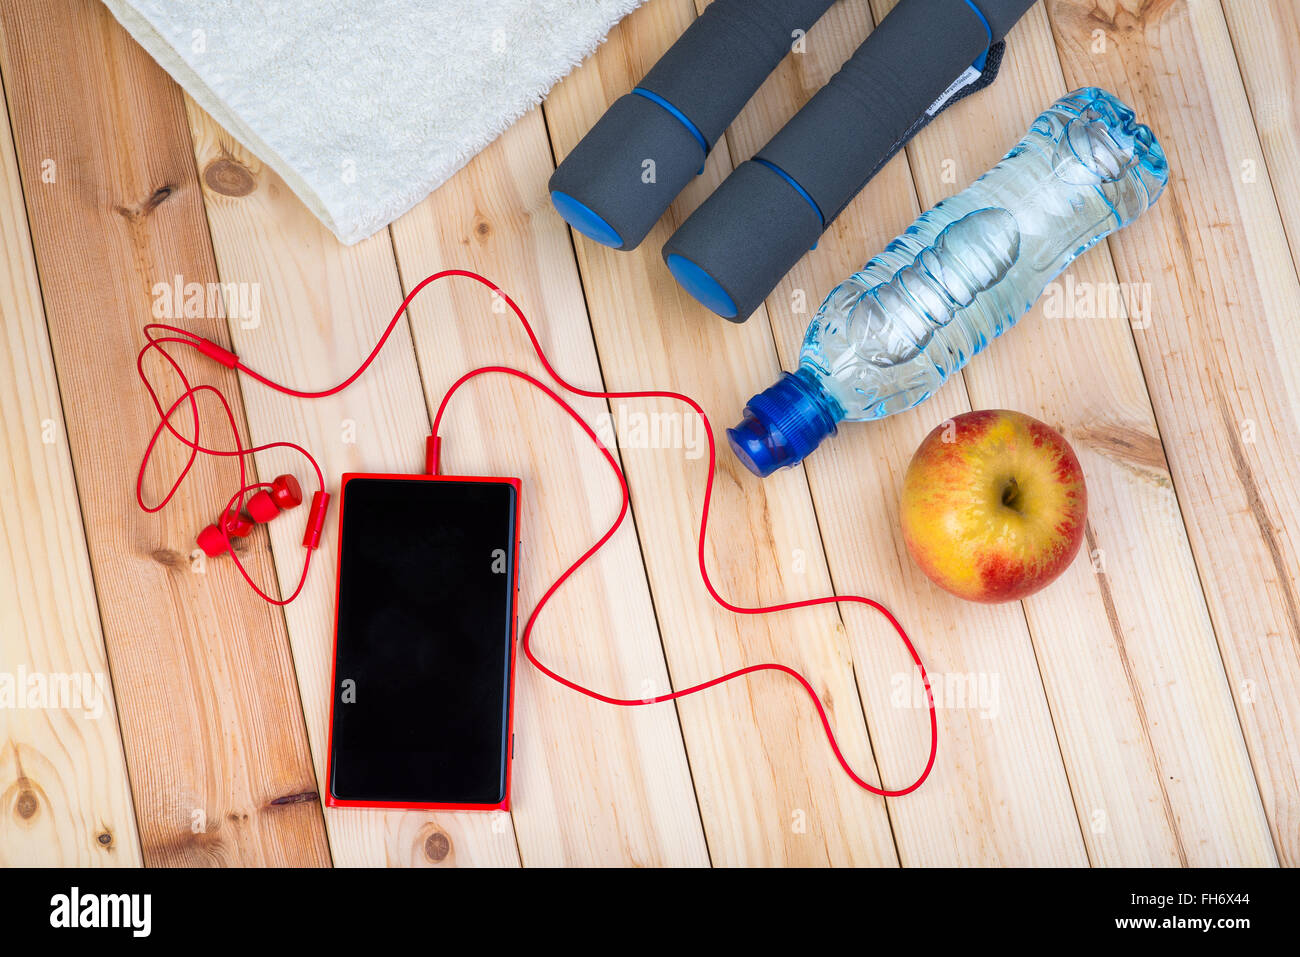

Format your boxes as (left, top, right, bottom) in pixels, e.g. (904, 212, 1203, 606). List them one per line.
(136, 268, 938, 797)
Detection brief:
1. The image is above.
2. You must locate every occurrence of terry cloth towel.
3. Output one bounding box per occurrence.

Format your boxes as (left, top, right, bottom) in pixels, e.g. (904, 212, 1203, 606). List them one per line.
(101, 0, 645, 245)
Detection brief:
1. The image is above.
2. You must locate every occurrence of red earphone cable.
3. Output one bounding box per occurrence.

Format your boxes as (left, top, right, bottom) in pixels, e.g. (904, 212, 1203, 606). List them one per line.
(136, 325, 323, 604)
(136, 269, 937, 797)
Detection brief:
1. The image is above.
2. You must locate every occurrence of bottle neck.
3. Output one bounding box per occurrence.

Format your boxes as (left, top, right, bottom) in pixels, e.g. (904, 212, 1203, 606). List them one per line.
(791, 365, 845, 428)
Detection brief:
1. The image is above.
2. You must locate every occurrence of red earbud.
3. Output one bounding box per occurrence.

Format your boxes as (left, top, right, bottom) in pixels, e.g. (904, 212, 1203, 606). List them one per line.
(247, 474, 303, 522)
(195, 475, 304, 557)
(221, 509, 254, 538)
(270, 473, 304, 509)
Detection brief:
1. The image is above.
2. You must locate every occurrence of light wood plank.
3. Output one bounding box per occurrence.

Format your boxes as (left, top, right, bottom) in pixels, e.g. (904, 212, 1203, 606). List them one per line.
(7, 0, 1291, 869)
(0, 55, 141, 867)
(546, 0, 905, 866)
(872, 0, 1273, 865)
(708, 0, 1087, 865)
(389, 108, 710, 866)
(183, 102, 521, 867)
(1046, 0, 1300, 864)
(0, 0, 330, 865)
(1220, 0, 1300, 278)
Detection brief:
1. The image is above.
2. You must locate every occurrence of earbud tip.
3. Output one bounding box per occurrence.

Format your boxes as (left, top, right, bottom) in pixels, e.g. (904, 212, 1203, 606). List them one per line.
(246, 490, 280, 523)
(196, 524, 229, 558)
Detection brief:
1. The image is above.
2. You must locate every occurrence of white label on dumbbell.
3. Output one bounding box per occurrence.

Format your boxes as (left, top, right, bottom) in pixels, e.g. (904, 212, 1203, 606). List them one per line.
(926, 65, 982, 116)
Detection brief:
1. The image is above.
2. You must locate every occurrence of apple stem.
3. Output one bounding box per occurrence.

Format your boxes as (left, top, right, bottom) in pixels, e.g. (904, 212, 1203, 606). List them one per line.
(1001, 477, 1022, 511)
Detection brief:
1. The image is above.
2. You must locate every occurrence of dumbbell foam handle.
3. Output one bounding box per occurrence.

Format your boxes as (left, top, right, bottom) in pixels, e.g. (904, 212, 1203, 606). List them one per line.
(663, 0, 1037, 321)
(639, 0, 838, 148)
(549, 0, 837, 251)
(762, 0, 1033, 224)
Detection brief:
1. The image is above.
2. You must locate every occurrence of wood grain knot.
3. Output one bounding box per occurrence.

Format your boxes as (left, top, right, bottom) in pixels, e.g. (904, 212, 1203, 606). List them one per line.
(114, 185, 175, 221)
(97, 830, 114, 846)
(14, 789, 38, 820)
(424, 830, 451, 862)
(473, 218, 492, 241)
(145, 185, 174, 211)
(1074, 423, 1168, 478)
(204, 158, 257, 197)
(151, 547, 185, 567)
(1082, 0, 1178, 30)
(267, 789, 319, 808)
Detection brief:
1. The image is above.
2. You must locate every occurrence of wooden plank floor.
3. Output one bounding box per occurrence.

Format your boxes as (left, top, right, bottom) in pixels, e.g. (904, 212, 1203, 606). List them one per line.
(0, 0, 1294, 866)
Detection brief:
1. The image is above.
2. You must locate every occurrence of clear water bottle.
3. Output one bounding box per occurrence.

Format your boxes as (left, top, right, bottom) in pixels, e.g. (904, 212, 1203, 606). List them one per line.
(729, 87, 1168, 477)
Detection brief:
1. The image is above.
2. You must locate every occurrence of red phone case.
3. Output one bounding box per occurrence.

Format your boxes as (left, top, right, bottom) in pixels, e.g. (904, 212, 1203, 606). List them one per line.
(324, 471, 522, 812)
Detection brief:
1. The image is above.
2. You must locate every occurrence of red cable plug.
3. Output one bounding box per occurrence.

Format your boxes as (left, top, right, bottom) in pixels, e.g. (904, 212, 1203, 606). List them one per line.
(425, 435, 441, 476)
(195, 337, 239, 368)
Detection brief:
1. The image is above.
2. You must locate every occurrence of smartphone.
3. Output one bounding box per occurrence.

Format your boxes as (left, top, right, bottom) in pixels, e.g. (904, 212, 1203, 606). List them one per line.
(325, 473, 520, 811)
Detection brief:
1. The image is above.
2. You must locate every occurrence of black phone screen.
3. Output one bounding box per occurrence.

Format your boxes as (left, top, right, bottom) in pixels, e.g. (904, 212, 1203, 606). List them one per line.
(328, 476, 517, 806)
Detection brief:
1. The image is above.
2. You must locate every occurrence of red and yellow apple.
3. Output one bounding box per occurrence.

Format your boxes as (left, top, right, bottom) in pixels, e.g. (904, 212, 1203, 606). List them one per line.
(900, 410, 1087, 603)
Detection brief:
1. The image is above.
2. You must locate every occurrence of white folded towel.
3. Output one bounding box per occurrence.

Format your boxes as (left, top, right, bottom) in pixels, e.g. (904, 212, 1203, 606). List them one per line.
(102, 0, 644, 244)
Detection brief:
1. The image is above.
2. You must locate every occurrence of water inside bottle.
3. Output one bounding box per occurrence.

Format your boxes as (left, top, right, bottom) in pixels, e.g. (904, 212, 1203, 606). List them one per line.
(801, 88, 1167, 423)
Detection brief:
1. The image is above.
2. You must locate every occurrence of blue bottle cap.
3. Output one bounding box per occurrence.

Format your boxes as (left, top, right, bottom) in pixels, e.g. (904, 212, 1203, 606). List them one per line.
(727, 371, 839, 477)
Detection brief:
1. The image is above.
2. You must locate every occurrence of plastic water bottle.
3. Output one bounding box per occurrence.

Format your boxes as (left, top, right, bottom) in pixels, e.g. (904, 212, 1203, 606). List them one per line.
(728, 87, 1168, 477)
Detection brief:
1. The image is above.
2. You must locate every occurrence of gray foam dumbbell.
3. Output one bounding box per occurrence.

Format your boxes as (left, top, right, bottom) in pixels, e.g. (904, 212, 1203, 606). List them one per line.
(663, 0, 1036, 321)
(549, 0, 839, 251)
